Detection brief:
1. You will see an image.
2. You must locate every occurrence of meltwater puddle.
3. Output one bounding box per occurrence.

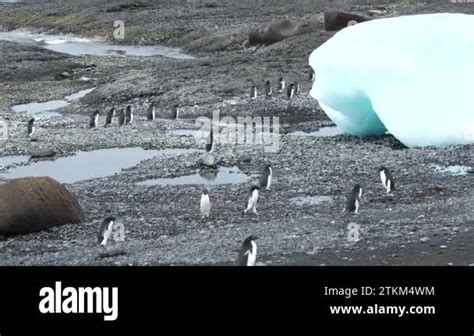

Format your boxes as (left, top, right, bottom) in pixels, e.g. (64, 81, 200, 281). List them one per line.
(288, 126, 343, 137)
(10, 87, 95, 118)
(0, 148, 198, 184)
(289, 196, 333, 206)
(432, 164, 472, 176)
(0, 30, 195, 59)
(137, 166, 250, 186)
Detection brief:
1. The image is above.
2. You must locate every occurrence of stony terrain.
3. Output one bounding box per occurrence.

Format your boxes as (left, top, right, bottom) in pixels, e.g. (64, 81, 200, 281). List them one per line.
(0, 0, 473, 265)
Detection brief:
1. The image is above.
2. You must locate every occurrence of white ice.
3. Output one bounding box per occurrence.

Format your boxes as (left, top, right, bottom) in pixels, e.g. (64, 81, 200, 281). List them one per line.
(309, 14, 474, 147)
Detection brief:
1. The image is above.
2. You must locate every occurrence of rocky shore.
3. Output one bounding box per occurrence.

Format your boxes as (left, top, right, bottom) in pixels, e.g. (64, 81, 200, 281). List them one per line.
(0, 0, 472, 265)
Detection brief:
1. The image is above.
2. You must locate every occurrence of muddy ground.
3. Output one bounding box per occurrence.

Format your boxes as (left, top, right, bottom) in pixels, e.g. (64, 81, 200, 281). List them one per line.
(0, 0, 473, 265)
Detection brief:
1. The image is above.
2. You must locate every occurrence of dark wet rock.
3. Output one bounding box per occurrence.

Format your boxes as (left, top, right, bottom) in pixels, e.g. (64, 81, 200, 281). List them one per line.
(30, 149, 56, 159)
(0, 177, 84, 234)
(324, 11, 372, 31)
(249, 17, 317, 46)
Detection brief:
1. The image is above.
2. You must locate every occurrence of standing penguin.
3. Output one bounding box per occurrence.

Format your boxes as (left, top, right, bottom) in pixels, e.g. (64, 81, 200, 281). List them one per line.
(379, 166, 395, 194)
(264, 80, 272, 98)
(287, 83, 295, 100)
(244, 186, 260, 215)
(125, 105, 133, 125)
(237, 235, 258, 266)
(250, 84, 257, 100)
(200, 189, 211, 219)
(294, 81, 300, 95)
(147, 104, 156, 121)
(118, 108, 126, 127)
(278, 77, 285, 93)
(105, 107, 115, 127)
(309, 69, 316, 82)
(97, 217, 115, 246)
(259, 164, 272, 190)
(205, 127, 214, 152)
(174, 104, 180, 120)
(89, 110, 99, 128)
(27, 118, 35, 138)
(345, 184, 363, 214)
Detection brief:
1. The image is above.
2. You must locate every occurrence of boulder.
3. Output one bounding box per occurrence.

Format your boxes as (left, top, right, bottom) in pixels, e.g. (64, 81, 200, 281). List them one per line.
(249, 17, 317, 46)
(199, 153, 217, 167)
(324, 11, 372, 31)
(0, 177, 84, 235)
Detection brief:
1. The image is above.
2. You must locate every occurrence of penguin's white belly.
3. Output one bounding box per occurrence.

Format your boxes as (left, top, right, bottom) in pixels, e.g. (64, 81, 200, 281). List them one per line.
(246, 190, 259, 211)
(247, 241, 257, 266)
(200, 195, 211, 217)
(266, 174, 272, 189)
(101, 222, 114, 246)
(380, 171, 387, 187)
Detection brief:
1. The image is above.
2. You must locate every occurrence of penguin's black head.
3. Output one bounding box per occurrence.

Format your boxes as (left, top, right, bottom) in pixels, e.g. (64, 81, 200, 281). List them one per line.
(265, 80, 270, 85)
(105, 216, 116, 223)
(353, 184, 362, 192)
(279, 77, 284, 82)
(379, 166, 388, 172)
(94, 110, 99, 116)
(28, 118, 35, 124)
(126, 105, 132, 112)
(264, 164, 271, 170)
(202, 189, 208, 195)
(250, 185, 260, 192)
(244, 235, 258, 244)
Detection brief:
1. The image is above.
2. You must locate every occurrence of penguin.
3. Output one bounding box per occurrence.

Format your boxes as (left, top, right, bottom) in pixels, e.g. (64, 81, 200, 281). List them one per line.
(264, 80, 272, 98)
(89, 110, 99, 128)
(104, 107, 115, 127)
(174, 104, 180, 120)
(345, 184, 363, 214)
(278, 77, 285, 93)
(250, 84, 257, 100)
(237, 235, 258, 266)
(97, 217, 115, 246)
(294, 81, 300, 95)
(309, 69, 316, 82)
(125, 105, 133, 124)
(200, 189, 211, 219)
(287, 83, 295, 100)
(147, 104, 156, 121)
(244, 186, 260, 215)
(379, 166, 395, 194)
(205, 127, 214, 152)
(27, 118, 35, 138)
(259, 164, 272, 190)
(118, 108, 126, 127)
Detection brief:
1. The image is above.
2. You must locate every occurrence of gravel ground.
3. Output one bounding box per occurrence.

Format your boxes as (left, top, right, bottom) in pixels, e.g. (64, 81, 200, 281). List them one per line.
(0, 0, 473, 265)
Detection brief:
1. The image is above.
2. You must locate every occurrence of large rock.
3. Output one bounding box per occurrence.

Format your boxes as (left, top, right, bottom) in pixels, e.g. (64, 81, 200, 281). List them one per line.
(199, 153, 217, 167)
(0, 177, 84, 235)
(324, 11, 371, 31)
(249, 18, 317, 46)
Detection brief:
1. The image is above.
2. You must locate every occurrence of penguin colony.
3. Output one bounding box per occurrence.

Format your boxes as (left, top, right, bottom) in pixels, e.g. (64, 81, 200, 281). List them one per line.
(24, 68, 398, 266)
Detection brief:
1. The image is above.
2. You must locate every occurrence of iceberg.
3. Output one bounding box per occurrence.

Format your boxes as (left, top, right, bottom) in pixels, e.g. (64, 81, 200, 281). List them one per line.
(309, 14, 474, 147)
